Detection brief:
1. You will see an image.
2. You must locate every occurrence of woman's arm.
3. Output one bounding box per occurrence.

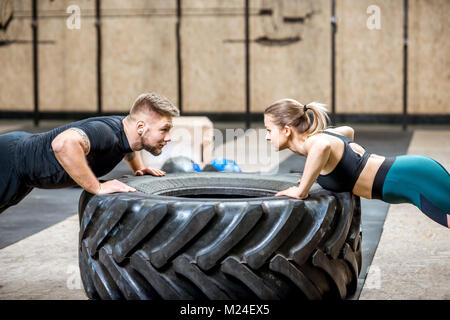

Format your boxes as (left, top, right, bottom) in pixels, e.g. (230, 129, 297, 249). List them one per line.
(276, 136, 331, 199)
(298, 137, 331, 196)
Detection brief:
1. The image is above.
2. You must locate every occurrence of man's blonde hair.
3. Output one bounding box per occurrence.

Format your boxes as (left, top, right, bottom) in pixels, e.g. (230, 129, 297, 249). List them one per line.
(130, 93, 180, 118)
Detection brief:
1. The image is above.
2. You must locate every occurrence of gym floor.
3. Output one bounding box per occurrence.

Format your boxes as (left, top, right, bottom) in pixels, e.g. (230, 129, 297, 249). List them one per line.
(0, 120, 449, 300)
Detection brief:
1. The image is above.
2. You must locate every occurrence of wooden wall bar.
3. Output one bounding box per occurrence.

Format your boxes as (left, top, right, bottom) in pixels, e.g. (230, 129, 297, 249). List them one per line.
(408, 0, 450, 114)
(336, 0, 404, 114)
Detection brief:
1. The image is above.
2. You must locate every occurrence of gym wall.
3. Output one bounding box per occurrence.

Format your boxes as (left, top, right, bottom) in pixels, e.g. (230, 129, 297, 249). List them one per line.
(0, 0, 449, 118)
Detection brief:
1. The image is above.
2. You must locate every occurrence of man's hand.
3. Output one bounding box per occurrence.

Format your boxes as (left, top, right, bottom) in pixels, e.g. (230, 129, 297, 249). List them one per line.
(275, 186, 308, 199)
(97, 179, 136, 195)
(134, 167, 166, 177)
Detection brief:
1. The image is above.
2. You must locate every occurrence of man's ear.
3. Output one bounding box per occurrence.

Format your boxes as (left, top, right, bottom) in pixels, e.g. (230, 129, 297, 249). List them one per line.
(136, 120, 145, 135)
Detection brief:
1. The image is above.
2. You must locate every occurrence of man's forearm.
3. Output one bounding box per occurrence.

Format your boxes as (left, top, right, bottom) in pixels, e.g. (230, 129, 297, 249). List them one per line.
(124, 151, 145, 173)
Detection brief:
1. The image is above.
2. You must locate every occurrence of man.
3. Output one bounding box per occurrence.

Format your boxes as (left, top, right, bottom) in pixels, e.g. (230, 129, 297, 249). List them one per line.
(0, 92, 179, 214)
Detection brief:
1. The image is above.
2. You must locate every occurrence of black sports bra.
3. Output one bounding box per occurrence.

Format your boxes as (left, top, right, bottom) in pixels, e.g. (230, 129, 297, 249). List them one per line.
(315, 131, 370, 192)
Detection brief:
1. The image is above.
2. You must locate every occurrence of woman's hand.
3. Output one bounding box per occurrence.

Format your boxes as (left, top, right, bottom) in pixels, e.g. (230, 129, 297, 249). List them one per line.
(275, 186, 308, 199)
(134, 167, 166, 177)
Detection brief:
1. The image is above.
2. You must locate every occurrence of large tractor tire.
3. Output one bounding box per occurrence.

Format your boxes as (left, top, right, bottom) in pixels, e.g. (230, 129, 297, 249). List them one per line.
(78, 172, 362, 300)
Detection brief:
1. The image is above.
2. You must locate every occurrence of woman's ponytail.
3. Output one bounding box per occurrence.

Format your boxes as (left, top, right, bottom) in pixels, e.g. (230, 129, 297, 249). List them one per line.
(265, 99, 330, 136)
(304, 102, 330, 137)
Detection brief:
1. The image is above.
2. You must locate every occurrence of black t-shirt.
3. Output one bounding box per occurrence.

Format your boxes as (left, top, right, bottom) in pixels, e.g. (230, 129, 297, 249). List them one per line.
(15, 116, 132, 189)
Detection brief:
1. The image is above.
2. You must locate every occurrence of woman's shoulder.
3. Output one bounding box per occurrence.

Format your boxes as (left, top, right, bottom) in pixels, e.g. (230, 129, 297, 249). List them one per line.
(303, 133, 332, 151)
(325, 126, 354, 140)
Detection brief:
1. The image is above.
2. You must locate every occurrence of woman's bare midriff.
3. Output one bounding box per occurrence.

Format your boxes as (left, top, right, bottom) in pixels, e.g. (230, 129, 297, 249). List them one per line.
(352, 154, 385, 199)
(317, 130, 385, 199)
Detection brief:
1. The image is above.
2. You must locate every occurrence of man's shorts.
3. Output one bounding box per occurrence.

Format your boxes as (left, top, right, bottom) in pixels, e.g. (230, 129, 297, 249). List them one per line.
(0, 131, 33, 214)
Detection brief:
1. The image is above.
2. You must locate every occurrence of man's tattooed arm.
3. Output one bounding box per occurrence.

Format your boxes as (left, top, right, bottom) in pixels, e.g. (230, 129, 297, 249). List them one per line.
(69, 128, 90, 155)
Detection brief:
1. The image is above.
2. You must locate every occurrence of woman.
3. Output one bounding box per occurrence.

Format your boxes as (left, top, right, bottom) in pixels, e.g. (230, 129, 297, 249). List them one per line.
(264, 98, 450, 228)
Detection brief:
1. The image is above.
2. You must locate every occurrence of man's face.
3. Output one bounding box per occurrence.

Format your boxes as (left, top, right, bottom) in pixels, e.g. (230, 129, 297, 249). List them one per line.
(139, 111, 173, 156)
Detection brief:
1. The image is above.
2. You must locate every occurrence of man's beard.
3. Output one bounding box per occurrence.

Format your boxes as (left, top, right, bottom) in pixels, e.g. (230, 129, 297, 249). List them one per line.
(144, 145, 162, 156)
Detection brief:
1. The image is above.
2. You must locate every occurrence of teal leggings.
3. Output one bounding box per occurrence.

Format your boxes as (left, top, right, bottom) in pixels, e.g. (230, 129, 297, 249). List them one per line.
(382, 155, 450, 228)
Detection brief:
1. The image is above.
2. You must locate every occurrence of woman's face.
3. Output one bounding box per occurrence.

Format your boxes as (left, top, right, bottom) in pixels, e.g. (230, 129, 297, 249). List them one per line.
(264, 114, 289, 151)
